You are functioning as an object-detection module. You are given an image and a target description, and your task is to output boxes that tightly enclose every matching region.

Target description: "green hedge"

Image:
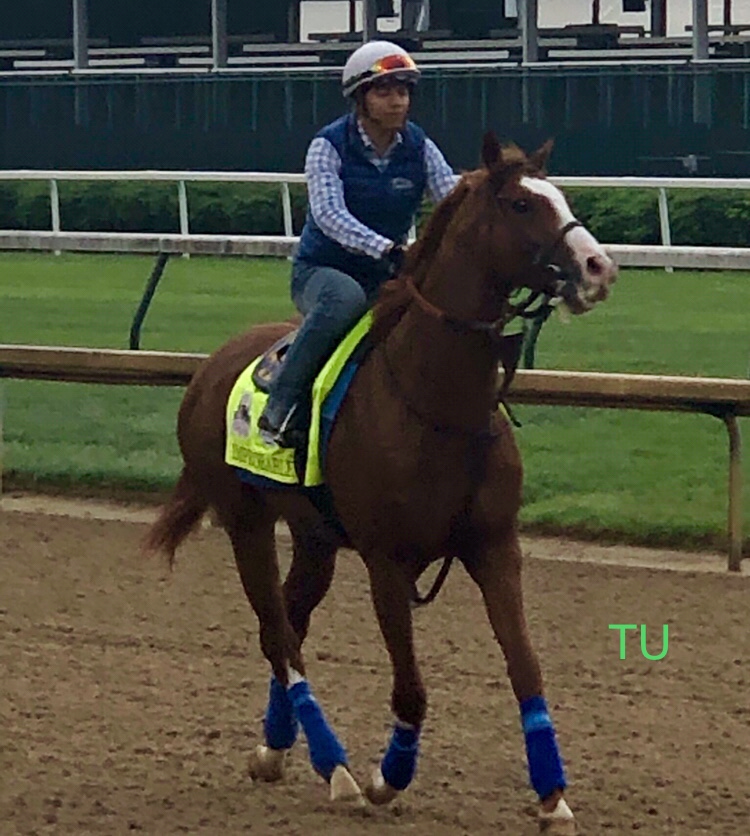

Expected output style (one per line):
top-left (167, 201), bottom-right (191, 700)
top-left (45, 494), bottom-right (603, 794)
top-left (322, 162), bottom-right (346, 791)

top-left (1, 180), bottom-right (749, 246)
top-left (565, 188), bottom-right (750, 247)
top-left (0, 180), bottom-right (309, 236)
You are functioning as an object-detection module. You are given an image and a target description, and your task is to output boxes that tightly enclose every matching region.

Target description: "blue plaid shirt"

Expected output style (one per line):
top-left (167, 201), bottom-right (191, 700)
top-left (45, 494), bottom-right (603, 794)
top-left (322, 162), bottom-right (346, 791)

top-left (305, 119), bottom-right (460, 259)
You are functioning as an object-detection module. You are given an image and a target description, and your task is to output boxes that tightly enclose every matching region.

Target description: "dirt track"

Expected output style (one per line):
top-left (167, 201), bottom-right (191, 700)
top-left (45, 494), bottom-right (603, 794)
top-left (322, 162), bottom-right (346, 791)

top-left (1, 500), bottom-right (749, 834)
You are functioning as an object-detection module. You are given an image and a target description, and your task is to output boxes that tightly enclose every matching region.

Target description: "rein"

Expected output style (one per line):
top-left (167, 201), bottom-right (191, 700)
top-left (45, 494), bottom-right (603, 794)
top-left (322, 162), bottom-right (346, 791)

top-left (404, 275), bottom-right (540, 346)
top-left (391, 220), bottom-right (586, 608)
top-left (410, 556), bottom-right (454, 607)
top-left (403, 219), bottom-right (583, 342)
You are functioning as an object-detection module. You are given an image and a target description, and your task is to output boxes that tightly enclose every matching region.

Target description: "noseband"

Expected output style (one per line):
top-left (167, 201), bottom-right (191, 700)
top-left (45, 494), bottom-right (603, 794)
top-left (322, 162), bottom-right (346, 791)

top-left (532, 219), bottom-right (583, 268)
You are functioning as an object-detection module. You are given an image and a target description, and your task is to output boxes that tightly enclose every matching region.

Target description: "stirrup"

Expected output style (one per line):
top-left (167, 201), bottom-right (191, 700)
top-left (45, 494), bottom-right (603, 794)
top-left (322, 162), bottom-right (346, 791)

top-left (258, 404), bottom-right (301, 449)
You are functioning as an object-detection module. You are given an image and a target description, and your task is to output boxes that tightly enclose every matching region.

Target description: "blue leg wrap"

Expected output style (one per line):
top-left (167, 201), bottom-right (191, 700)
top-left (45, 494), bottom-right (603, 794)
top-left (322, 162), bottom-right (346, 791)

top-left (520, 696), bottom-right (567, 800)
top-left (288, 680), bottom-right (347, 781)
top-left (381, 722), bottom-right (420, 791)
top-left (263, 676), bottom-right (298, 751)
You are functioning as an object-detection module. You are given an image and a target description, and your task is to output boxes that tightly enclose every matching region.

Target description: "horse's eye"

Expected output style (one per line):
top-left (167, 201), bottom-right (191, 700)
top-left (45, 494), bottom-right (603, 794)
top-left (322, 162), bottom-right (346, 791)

top-left (511, 199), bottom-right (531, 214)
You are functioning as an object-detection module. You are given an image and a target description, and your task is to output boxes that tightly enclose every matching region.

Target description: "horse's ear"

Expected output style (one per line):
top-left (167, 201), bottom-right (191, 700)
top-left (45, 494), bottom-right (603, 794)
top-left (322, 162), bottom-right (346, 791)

top-left (529, 139), bottom-right (554, 174)
top-left (481, 131), bottom-right (502, 169)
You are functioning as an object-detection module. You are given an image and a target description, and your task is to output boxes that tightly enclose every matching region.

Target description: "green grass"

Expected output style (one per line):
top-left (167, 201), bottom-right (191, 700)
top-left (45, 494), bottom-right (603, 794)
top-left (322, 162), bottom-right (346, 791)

top-left (0, 253), bottom-right (297, 493)
top-left (1, 252), bottom-right (748, 552)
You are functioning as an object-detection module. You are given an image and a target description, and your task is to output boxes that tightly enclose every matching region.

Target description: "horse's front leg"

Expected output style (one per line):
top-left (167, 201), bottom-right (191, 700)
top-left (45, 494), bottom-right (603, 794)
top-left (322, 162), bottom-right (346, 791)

top-left (462, 526), bottom-right (576, 835)
top-left (363, 555), bottom-right (425, 805)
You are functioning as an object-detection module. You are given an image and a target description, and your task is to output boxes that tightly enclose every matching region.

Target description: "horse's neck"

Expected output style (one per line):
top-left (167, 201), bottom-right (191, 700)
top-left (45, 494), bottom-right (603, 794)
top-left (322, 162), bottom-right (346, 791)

top-left (381, 256), bottom-right (505, 431)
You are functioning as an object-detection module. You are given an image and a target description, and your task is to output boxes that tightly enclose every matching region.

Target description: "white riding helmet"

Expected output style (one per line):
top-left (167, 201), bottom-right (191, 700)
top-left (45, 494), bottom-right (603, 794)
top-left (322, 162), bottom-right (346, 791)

top-left (341, 40), bottom-right (420, 98)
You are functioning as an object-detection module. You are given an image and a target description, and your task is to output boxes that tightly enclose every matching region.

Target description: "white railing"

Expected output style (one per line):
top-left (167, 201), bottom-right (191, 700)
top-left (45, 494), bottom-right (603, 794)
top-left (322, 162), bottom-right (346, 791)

top-left (0, 169), bottom-right (306, 243)
top-left (2, 170), bottom-right (750, 269)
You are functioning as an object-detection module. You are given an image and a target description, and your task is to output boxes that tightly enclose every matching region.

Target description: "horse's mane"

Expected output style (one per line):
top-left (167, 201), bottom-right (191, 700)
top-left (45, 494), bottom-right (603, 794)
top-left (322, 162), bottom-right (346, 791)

top-left (369, 142), bottom-right (544, 344)
top-left (370, 175), bottom-right (474, 343)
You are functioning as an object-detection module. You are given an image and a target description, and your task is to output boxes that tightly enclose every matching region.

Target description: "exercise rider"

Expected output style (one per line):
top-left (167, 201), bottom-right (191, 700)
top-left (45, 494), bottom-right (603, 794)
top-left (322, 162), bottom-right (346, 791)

top-left (257, 40), bottom-right (460, 447)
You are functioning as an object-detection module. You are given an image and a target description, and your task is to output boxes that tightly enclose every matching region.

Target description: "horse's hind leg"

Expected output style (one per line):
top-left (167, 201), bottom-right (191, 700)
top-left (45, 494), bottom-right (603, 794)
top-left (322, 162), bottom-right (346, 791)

top-left (461, 526), bottom-right (576, 835)
top-left (228, 504), bottom-right (360, 803)
top-left (362, 554), bottom-right (426, 806)
top-left (252, 522), bottom-right (338, 783)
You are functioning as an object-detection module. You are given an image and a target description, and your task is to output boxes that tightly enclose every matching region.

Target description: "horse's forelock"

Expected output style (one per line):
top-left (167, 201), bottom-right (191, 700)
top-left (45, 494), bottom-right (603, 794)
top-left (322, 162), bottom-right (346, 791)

top-left (488, 147), bottom-right (547, 192)
top-left (498, 143), bottom-right (527, 168)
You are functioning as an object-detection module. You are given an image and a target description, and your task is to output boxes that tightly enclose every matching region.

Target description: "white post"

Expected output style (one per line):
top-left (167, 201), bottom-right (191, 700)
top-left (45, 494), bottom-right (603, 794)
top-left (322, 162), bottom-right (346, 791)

top-left (281, 182), bottom-right (293, 238)
top-left (178, 180), bottom-right (190, 259)
top-left (657, 187), bottom-right (673, 273)
top-left (281, 182), bottom-right (294, 260)
top-left (50, 179), bottom-right (61, 256)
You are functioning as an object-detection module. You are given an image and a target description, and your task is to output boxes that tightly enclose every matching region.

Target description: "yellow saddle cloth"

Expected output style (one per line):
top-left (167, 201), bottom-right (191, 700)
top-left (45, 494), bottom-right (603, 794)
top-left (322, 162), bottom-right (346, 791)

top-left (225, 311), bottom-right (373, 487)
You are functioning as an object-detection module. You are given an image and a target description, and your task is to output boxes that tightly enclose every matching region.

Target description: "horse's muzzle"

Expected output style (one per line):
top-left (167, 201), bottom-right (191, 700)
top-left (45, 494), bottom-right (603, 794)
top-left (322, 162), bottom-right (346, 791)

top-left (554, 258), bottom-right (617, 314)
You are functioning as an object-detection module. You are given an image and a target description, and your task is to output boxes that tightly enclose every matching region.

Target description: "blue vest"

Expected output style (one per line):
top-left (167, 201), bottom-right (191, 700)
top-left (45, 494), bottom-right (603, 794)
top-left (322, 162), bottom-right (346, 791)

top-left (296, 113), bottom-right (427, 295)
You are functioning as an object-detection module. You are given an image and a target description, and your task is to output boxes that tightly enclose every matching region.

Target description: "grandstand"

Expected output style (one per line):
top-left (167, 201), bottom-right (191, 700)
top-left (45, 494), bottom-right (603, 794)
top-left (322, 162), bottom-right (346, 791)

top-left (1, 2), bottom-right (750, 175)
top-left (0, 1), bottom-right (747, 72)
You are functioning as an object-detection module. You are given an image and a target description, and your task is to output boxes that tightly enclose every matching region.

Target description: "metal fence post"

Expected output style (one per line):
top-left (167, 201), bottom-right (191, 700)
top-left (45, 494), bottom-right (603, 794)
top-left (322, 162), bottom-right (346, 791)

top-left (178, 180), bottom-right (190, 259)
top-left (657, 187), bottom-right (673, 273)
top-left (0, 381), bottom-right (4, 501)
top-left (50, 179), bottom-right (61, 256)
top-left (724, 412), bottom-right (744, 572)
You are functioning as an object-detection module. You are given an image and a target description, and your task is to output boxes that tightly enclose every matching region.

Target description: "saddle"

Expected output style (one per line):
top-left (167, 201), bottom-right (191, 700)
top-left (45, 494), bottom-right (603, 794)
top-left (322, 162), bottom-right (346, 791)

top-left (252, 330), bottom-right (300, 394)
top-left (225, 311), bottom-right (374, 488)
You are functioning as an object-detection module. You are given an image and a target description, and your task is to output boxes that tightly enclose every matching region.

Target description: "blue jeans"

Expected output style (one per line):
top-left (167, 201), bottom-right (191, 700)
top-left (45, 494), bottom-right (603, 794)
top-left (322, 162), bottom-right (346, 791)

top-left (261, 260), bottom-right (373, 426)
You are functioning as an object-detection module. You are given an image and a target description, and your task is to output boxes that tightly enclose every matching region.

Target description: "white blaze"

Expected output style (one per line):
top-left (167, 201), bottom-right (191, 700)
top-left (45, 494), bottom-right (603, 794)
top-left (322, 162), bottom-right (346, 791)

top-left (520, 175), bottom-right (609, 272)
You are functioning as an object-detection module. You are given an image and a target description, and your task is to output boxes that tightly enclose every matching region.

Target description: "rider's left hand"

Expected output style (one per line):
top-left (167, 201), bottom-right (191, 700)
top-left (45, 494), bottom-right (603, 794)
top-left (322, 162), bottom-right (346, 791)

top-left (384, 243), bottom-right (407, 276)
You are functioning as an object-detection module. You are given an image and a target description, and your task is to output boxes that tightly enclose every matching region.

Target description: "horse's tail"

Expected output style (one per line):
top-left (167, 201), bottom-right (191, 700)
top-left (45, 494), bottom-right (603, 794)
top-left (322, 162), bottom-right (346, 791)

top-left (142, 468), bottom-right (207, 568)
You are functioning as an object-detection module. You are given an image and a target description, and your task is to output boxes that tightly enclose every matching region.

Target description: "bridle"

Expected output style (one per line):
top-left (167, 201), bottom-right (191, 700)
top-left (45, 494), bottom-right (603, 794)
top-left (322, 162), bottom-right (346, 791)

top-left (532, 219), bottom-right (584, 268)
top-left (403, 218), bottom-right (585, 346)
top-left (381, 216), bottom-right (587, 438)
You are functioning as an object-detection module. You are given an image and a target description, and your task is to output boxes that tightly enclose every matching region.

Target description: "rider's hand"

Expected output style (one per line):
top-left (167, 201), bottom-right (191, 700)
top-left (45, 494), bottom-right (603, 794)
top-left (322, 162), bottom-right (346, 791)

top-left (384, 243), bottom-right (407, 276)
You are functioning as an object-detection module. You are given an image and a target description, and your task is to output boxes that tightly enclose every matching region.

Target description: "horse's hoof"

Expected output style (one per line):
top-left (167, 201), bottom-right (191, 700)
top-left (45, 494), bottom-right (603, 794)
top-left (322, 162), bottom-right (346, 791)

top-left (248, 745), bottom-right (286, 782)
top-left (329, 765), bottom-right (364, 805)
top-left (538, 797), bottom-right (576, 834)
top-left (365, 766), bottom-right (399, 806)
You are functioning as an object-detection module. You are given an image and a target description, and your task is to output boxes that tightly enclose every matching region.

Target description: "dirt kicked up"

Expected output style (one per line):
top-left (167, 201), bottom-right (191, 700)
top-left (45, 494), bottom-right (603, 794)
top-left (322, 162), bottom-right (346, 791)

top-left (1, 500), bottom-right (749, 834)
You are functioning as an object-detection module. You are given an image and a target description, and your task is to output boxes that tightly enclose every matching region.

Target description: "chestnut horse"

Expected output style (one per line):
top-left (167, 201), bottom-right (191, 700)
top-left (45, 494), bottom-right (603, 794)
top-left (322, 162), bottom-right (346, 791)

top-left (144, 133), bottom-right (617, 834)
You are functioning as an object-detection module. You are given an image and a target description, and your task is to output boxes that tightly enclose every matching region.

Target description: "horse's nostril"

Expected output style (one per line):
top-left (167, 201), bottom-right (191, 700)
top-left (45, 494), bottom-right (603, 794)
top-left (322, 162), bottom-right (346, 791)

top-left (587, 255), bottom-right (603, 276)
